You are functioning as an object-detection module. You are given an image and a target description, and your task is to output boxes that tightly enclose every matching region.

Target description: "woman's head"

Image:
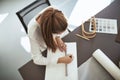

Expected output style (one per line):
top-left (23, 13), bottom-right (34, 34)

top-left (39, 7), bottom-right (68, 52)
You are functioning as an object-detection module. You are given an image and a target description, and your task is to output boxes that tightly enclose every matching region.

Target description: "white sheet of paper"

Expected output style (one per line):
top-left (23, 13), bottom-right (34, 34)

top-left (45, 49), bottom-right (66, 80)
top-left (45, 42), bottom-right (78, 80)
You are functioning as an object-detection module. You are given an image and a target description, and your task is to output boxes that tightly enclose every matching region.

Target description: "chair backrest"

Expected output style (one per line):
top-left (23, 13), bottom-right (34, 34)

top-left (16, 0), bottom-right (51, 33)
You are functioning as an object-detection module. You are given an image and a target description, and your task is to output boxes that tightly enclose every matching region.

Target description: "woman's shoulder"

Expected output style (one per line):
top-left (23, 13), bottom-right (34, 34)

top-left (28, 17), bottom-right (37, 29)
top-left (28, 17), bottom-right (39, 37)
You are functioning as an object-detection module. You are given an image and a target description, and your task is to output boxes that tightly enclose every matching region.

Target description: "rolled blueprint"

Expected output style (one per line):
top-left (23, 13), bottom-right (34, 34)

top-left (92, 49), bottom-right (120, 80)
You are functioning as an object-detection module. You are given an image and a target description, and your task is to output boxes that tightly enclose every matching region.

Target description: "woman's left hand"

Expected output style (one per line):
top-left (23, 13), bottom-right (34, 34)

top-left (55, 36), bottom-right (66, 52)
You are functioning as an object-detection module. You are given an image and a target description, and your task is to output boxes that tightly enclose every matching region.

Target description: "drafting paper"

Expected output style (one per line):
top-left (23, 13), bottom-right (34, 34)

top-left (45, 49), bottom-right (66, 80)
top-left (45, 42), bottom-right (78, 80)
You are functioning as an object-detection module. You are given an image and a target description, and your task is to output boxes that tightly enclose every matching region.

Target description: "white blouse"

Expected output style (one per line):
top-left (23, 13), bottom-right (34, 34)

top-left (28, 17), bottom-right (59, 65)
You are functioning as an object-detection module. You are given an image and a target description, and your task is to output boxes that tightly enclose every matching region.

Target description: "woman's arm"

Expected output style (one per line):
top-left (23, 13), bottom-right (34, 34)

top-left (29, 37), bottom-right (73, 65)
top-left (55, 36), bottom-right (66, 52)
top-left (29, 37), bottom-right (59, 65)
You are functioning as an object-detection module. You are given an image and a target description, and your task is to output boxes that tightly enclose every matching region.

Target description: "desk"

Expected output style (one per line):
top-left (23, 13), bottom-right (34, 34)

top-left (19, 0), bottom-right (120, 80)
top-left (63, 0), bottom-right (120, 67)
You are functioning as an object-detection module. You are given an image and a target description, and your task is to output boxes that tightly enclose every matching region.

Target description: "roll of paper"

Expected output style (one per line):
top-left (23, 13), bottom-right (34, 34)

top-left (92, 49), bottom-right (120, 80)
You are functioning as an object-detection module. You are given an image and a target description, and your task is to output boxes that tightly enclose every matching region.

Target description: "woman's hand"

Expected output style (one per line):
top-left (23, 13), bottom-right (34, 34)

top-left (57, 54), bottom-right (73, 64)
top-left (55, 36), bottom-right (66, 52)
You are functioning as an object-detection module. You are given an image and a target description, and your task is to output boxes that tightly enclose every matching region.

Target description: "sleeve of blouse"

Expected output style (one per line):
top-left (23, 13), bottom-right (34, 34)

top-left (59, 29), bottom-right (69, 38)
top-left (29, 37), bottom-right (59, 65)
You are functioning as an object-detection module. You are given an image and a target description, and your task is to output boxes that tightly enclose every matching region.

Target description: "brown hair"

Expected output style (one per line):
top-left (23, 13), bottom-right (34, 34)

top-left (39, 7), bottom-right (68, 52)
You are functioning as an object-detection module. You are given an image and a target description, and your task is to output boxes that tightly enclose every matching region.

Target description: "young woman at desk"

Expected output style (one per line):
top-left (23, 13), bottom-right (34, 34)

top-left (28, 6), bottom-right (73, 65)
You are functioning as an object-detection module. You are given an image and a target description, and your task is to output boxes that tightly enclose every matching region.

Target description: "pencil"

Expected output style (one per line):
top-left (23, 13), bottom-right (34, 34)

top-left (75, 34), bottom-right (90, 40)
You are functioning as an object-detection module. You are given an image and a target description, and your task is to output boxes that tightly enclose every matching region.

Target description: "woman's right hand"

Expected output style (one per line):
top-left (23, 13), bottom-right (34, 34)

top-left (57, 54), bottom-right (73, 64)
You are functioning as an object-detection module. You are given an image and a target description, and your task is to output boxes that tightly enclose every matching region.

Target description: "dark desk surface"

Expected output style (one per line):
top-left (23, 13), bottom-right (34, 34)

top-left (19, 0), bottom-right (120, 80)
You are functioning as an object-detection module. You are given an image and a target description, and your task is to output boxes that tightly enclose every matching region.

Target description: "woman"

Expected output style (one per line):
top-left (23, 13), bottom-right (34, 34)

top-left (28, 6), bottom-right (73, 65)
